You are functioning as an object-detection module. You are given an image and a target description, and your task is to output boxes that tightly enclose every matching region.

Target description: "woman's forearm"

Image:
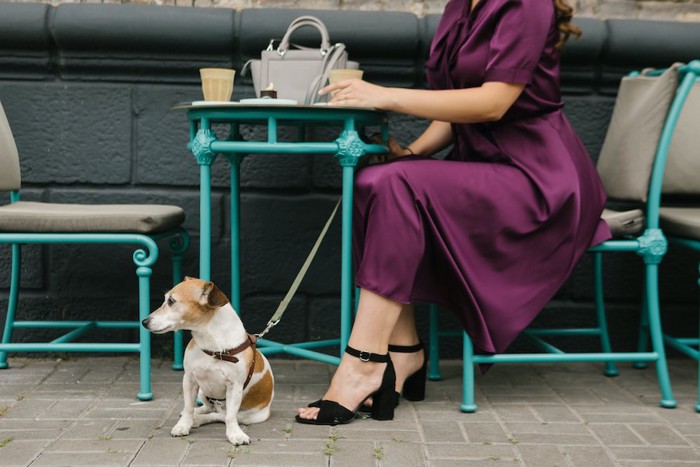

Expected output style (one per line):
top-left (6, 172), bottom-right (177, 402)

top-left (407, 121), bottom-right (453, 157)
top-left (383, 83), bottom-right (525, 124)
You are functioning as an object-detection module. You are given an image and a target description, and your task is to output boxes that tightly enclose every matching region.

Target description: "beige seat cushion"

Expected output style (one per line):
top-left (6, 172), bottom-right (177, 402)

top-left (0, 201), bottom-right (185, 234)
top-left (662, 82), bottom-right (700, 195)
top-left (602, 208), bottom-right (645, 237)
top-left (596, 64), bottom-right (680, 203)
top-left (659, 207), bottom-right (700, 240)
top-left (0, 102), bottom-right (21, 192)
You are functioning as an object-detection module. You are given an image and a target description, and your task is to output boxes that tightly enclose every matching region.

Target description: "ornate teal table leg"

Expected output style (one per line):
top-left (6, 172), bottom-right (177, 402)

top-left (0, 243), bottom-right (20, 369)
top-left (169, 230), bottom-right (190, 371)
top-left (639, 229), bottom-right (676, 408)
top-left (335, 128), bottom-right (364, 355)
top-left (229, 156), bottom-right (242, 312)
top-left (428, 304), bottom-right (442, 381)
top-left (462, 331), bottom-right (478, 412)
top-left (227, 123), bottom-right (244, 311)
top-left (191, 124), bottom-right (218, 281)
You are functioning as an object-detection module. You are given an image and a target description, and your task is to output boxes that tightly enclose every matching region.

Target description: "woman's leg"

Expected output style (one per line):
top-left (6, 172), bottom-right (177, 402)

top-left (297, 288), bottom-right (403, 420)
top-left (390, 304), bottom-right (425, 393)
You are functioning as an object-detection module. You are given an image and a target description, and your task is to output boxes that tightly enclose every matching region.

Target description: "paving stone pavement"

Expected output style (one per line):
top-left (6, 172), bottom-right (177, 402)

top-left (1, 356), bottom-right (700, 466)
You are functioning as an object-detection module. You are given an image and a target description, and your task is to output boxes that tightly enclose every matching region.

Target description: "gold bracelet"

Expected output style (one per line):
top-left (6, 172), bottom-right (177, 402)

top-left (405, 147), bottom-right (415, 156)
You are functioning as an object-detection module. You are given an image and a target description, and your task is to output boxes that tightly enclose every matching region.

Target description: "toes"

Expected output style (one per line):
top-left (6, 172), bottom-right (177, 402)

top-left (296, 407), bottom-right (320, 420)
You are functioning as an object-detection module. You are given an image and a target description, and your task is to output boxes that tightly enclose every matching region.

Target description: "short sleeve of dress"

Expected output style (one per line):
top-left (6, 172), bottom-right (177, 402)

top-left (483, 0), bottom-right (553, 84)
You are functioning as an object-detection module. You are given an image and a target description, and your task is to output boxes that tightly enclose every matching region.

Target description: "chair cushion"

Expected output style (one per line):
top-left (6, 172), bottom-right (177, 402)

top-left (596, 64), bottom-right (680, 203)
top-left (0, 102), bottom-right (21, 192)
top-left (0, 201), bottom-right (185, 234)
top-left (602, 208), bottom-right (645, 237)
top-left (662, 82), bottom-right (700, 195)
top-left (659, 207), bottom-right (700, 240)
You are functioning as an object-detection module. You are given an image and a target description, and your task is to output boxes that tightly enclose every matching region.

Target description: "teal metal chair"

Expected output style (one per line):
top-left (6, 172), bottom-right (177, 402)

top-left (428, 62), bottom-right (700, 412)
top-left (0, 101), bottom-right (190, 400)
top-left (632, 61), bottom-right (700, 411)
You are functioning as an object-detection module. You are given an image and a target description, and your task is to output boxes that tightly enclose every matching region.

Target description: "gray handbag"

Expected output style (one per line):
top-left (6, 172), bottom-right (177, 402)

top-left (244, 16), bottom-right (350, 104)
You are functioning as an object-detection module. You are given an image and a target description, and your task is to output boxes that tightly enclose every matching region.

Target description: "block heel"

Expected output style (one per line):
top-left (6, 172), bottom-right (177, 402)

top-left (389, 341), bottom-right (427, 402)
top-left (370, 361), bottom-right (397, 421)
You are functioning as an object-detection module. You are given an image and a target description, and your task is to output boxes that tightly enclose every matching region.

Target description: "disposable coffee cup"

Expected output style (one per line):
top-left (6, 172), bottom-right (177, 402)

top-left (199, 68), bottom-right (236, 101)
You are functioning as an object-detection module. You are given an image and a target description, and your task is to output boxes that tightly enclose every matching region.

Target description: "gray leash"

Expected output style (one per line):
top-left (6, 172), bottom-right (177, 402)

top-left (256, 198), bottom-right (342, 339)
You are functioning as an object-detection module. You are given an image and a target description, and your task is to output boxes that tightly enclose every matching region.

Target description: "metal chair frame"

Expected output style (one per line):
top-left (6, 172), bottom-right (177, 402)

top-left (636, 61), bottom-right (700, 411)
top-left (428, 61), bottom-right (700, 412)
top-left (0, 165), bottom-right (190, 402)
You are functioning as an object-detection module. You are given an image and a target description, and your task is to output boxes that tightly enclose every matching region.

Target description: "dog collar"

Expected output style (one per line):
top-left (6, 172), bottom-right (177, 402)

top-left (201, 333), bottom-right (258, 389)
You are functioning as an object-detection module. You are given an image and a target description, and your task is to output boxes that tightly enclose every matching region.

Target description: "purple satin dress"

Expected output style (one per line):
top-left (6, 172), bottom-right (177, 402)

top-left (352, 0), bottom-right (611, 355)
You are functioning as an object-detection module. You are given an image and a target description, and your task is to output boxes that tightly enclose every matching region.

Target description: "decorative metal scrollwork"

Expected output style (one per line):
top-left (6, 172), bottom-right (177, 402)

top-left (637, 228), bottom-right (667, 264)
top-left (191, 129), bottom-right (218, 165)
top-left (334, 130), bottom-right (366, 167)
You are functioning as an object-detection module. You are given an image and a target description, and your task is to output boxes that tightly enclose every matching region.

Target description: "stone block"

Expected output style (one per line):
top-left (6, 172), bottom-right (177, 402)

top-left (238, 194), bottom-right (342, 296)
top-left (0, 83), bottom-right (132, 185)
top-left (563, 95), bottom-right (615, 162)
top-left (127, 438), bottom-right (189, 466)
top-left (52, 4), bottom-right (236, 82)
top-left (0, 3), bottom-right (52, 80)
top-left (0, 243), bottom-right (44, 290)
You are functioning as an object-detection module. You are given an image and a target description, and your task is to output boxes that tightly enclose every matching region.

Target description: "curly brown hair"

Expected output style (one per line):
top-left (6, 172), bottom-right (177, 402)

top-left (554, 0), bottom-right (582, 49)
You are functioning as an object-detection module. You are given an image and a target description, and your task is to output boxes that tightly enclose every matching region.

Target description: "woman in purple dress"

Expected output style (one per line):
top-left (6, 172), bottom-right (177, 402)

top-left (296, 0), bottom-right (611, 425)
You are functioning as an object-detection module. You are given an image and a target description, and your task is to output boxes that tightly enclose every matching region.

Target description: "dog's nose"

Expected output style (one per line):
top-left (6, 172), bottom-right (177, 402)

top-left (141, 317), bottom-right (150, 329)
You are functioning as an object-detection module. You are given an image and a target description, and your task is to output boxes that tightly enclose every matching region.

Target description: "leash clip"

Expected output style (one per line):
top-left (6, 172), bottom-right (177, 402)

top-left (256, 319), bottom-right (280, 340)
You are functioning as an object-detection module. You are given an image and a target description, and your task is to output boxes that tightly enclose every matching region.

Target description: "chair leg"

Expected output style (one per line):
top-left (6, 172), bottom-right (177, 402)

top-left (0, 244), bottom-right (21, 369)
top-left (136, 264), bottom-right (153, 401)
top-left (696, 299), bottom-right (700, 412)
top-left (593, 253), bottom-right (619, 377)
top-left (428, 304), bottom-right (442, 381)
top-left (644, 263), bottom-right (676, 408)
top-left (461, 331), bottom-right (477, 413)
top-left (633, 291), bottom-right (650, 369)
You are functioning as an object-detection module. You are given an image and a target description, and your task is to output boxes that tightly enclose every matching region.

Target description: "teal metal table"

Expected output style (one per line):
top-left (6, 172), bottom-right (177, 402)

top-left (180, 102), bottom-right (388, 365)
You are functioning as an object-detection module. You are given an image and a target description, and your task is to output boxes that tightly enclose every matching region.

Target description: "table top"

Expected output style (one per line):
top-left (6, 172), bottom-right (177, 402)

top-left (174, 101), bottom-right (388, 126)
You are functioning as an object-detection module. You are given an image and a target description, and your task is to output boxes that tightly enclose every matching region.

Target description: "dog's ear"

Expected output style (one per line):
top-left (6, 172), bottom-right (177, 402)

top-left (200, 282), bottom-right (230, 308)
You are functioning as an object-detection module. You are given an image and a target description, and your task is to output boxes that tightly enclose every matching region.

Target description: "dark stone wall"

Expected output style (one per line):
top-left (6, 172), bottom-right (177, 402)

top-left (1, 3), bottom-right (699, 358)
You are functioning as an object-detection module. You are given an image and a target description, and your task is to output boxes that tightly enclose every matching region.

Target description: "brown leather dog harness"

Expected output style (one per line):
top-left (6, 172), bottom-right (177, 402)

top-left (201, 333), bottom-right (258, 390)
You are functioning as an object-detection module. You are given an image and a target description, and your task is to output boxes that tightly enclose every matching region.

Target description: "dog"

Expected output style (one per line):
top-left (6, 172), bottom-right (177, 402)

top-left (142, 277), bottom-right (274, 445)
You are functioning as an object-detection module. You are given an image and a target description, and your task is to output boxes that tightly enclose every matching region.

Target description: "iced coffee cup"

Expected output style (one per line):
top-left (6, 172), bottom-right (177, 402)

top-left (199, 68), bottom-right (236, 102)
top-left (328, 69), bottom-right (364, 85)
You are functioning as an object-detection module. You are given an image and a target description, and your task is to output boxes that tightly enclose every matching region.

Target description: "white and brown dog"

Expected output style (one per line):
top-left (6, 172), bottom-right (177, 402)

top-left (142, 277), bottom-right (274, 445)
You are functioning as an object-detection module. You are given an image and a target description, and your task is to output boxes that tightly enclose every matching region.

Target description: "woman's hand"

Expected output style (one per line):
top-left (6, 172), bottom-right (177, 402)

top-left (385, 136), bottom-right (413, 160)
top-left (319, 79), bottom-right (393, 109)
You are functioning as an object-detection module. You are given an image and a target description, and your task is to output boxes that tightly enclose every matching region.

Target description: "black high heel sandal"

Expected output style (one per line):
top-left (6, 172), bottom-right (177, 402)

top-left (295, 346), bottom-right (397, 426)
top-left (389, 341), bottom-right (427, 402)
top-left (358, 341), bottom-right (427, 413)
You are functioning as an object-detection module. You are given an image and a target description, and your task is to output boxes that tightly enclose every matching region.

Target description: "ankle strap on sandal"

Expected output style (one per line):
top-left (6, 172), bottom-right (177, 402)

top-left (345, 345), bottom-right (390, 362)
top-left (388, 341), bottom-right (423, 353)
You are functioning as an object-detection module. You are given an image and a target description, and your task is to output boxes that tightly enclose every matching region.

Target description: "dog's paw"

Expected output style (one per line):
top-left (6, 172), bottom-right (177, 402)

top-left (171, 423), bottom-right (191, 437)
top-left (226, 430), bottom-right (250, 446)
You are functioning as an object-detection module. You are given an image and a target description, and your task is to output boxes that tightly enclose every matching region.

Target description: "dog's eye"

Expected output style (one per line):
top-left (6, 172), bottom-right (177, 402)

top-left (167, 296), bottom-right (175, 306)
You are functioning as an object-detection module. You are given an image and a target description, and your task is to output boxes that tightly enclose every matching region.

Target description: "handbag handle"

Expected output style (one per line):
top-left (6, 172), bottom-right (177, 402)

top-left (304, 43), bottom-right (347, 104)
top-left (277, 16), bottom-right (332, 56)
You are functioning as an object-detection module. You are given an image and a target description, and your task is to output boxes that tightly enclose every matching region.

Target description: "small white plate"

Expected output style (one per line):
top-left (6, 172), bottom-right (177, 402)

top-left (239, 98), bottom-right (298, 105)
top-left (191, 101), bottom-right (239, 106)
